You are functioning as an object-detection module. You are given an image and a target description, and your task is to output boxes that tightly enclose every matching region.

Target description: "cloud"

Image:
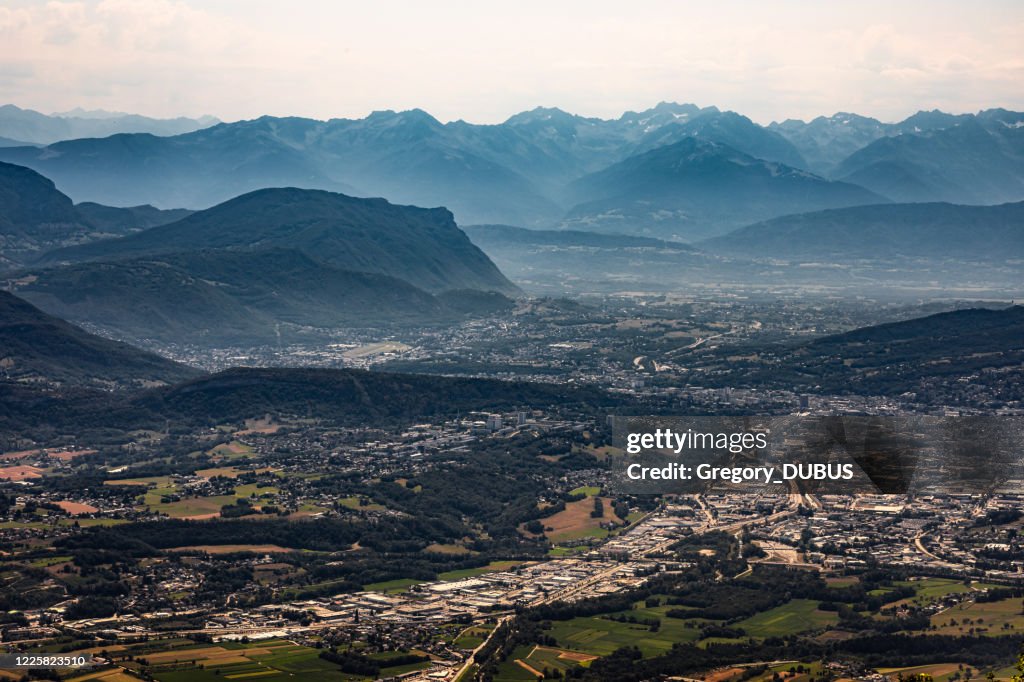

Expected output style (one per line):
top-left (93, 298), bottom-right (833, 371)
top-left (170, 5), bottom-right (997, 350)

top-left (0, 0), bottom-right (1021, 123)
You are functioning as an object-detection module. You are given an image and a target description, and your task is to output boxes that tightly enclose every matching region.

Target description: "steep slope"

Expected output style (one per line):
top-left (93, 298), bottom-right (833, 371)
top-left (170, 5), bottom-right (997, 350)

top-left (0, 290), bottom-right (198, 388)
top-left (0, 161), bottom-right (95, 269)
top-left (0, 160), bottom-right (80, 231)
top-left (0, 162), bottom-right (191, 268)
top-left (15, 249), bottom-right (513, 344)
top-left (702, 201), bottom-right (1024, 260)
top-left (833, 111), bottom-right (1024, 204)
top-left (41, 187), bottom-right (518, 296)
top-left (563, 138), bottom-right (886, 240)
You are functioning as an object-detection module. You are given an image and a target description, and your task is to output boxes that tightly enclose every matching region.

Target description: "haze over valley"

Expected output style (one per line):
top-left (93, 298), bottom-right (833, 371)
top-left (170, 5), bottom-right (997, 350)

top-left (1, 3), bottom-right (1024, 680)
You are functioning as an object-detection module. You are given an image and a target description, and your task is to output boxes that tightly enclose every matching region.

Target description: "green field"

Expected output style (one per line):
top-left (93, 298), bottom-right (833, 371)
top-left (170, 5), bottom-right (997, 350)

top-left (135, 640), bottom-right (368, 682)
top-left (547, 614), bottom-right (698, 658)
top-left (570, 486), bottom-right (601, 497)
top-left (548, 545), bottom-right (589, 557)
top-left (929, 596), bottom-right (1024, 636)
top-left (362, 577), bottom-right (425, 593)
top-left (233, 483), bottom-right (279, 499)
top-left (877, 662), bottom-right (978, 682)
top-left (338, 496), bottom-right (385, 511)
top-left (895, 578), bottom-right (1004, 604)
top-left (368, 649), bottom-right (432, 675)
top-left (547, 595), bottom-right (840, 660)
top-left (58, 517), bottom-right (128, 527)
top-left (150, 494), bottom-right (237, 518)
top-left (438, 560), bottom-right (522, 581)
top-left (493, 646), bottom-right (541, 682)
top-left (493, 644), bottom-right (591, 681)
top-left (454, 625), bottom-right (493, 650)
top-left (734, 599), bottom-right (838, 637)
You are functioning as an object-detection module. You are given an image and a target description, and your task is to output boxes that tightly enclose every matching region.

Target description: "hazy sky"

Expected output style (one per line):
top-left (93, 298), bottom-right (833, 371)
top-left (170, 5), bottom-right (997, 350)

top-left (2, 0), bottom-right (1023, 124)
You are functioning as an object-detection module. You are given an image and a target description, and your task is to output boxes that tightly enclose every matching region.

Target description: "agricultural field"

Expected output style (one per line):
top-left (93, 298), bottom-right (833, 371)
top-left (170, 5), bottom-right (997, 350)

top-left (547, 614), bottom-right (694, 658)
top-left (367, 649), bottom-right (432, 676)
top-left (362, 577), bottom-right (425, 593)
top-left (337, 496), bottom-right (385, 512)
top-left (424, 542), bottom-right (475, 555)
top-left (545, 593), bottom-right (843, 660)
top-left (547, 545), bottom-right (589, 557)
top-left (734, 599), bottom-right (839, 637)
top-left (876, 662), bottom-right (978, 682)
top-left (119, 639), bottom-right (365, 682)
top-left (438, 560), bottom-right (523, 581)
top-left (454, 624), bottom-right (495, 650)
top-left (747, 662), bottom-right (824, 682)
top-left (106, 473), bottom-right (281, 519)
top-left (929, 596), bottom-right (1024, 636)
top-left (207, 441), bottom-right (257, 461)
top-left (493, 644), bottom-right (595, 681)
top-left (528, 494), bottom-right (624, 545)
top-left (67, 671), bottom-right (142, 682)
top-left (165, 544), bottom-right (295, 554)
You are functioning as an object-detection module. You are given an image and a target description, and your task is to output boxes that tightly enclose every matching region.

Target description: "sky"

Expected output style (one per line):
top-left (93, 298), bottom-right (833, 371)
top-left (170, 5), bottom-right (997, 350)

top-left (1, 0), bottom-right (1023, 125)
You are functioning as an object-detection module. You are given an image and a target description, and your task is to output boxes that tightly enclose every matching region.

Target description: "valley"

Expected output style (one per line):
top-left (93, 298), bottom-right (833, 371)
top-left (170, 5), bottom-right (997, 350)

top-left (0, 94), bottom-right (1022, 682)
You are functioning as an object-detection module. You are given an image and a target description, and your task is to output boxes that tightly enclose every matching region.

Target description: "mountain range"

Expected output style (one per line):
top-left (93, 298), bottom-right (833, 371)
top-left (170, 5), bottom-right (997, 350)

top-left (768, 109), bottom-right (975, 175)
top-left (701, 201), bottom-right (1024, 260)
top-left (7, 184), bottom-right (517, 343)
top-left (0, 161), bottom-right (189, 268)
top-left (1, 103), bottom-right (1020, 239)
top-left (561, 137), bottom-right (885, 239)
top-left (831, 110), bottom-right (1024, 205)
top-left (0, 104), bottom-right (218, 145)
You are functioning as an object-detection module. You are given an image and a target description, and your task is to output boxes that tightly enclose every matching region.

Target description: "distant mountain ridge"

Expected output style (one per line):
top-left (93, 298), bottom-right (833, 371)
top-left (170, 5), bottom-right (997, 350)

top-left (562, 137), bottom-right (885, 239)
top-left (702, 201), bottom-right (1024, 260)
top-left (0, 104), bottom-right (218, 145)
top-left (2, 103), bottom-right (804, 224)
top-left (464, 224), bottom-right (694, 251)
top-left (463, 223), bottom-right (725, 296)
top-left (768, 109), bottom-right (975, 174)
top-left (0, 103), bottom-right (1020, 237)
top-left (833, 110), bottom-right (1024, 205)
